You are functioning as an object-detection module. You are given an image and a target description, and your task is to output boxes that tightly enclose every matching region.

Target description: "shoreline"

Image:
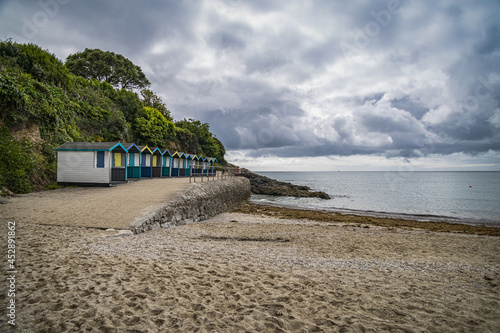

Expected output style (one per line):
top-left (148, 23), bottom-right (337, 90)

top-left (234, 201), bottom-right (500, 236)
top-left (250, 196), bottom-right (500, 227)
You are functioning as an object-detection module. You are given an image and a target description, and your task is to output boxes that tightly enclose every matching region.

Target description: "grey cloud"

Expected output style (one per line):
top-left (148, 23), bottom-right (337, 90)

top-left (1, 0), bottom-right (499, 166)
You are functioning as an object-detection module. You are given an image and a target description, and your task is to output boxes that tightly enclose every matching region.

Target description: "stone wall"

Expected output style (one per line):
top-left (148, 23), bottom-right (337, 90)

top-left (130, 177), bottom-right (251, 234)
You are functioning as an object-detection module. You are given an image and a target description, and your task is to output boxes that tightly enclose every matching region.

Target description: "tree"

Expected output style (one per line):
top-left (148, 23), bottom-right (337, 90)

top-left (140, 89), bottom-right (173, 121)
top-left (134, 107), bottom-right (176, 147)
top-left (175, 118), bottom-right (226, 161)
top-left (65, 48), bottom-right (150, 90)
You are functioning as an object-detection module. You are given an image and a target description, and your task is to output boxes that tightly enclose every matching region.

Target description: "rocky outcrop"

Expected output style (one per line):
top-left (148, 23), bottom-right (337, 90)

top-left (236, 167), bottom-right (331, 200)
top-left (130, 177), bottom-right (251, 234)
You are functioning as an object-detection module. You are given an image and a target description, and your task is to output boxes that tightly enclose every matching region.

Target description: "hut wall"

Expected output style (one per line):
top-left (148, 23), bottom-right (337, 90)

top-left (57, 151), bottom-right (110, 184)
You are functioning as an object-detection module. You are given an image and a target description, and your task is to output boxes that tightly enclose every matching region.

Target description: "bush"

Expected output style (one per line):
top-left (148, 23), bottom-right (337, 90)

top-left (0, 127), bottom-right (34, 193)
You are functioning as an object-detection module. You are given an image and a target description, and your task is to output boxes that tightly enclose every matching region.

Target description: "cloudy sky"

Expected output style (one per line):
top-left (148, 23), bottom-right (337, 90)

top-left (1, 0), bottom-right (499, 171)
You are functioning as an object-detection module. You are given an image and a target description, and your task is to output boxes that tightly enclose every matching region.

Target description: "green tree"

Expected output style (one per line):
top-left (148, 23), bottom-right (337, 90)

top-left (113, 89), bottom-right (143, 123)
top-left (175, 118), bottom-right (224, 158)
top-left (65, 48), bottom-right (150, 90)
top-left (134, 107), bottom-right (176, 147)
top-left (140, 89), bottom-right (173, 121)
top-left (0, 40), bottom-right (71, 88)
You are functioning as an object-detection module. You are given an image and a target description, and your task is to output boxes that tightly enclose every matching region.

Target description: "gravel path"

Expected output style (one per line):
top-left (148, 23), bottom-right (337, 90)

top-left (0, 178), bottom-right (193, 229)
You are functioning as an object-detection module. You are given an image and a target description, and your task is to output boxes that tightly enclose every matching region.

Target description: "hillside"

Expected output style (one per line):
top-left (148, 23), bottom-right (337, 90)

top-left (0, 40), bottom-right (226, 194)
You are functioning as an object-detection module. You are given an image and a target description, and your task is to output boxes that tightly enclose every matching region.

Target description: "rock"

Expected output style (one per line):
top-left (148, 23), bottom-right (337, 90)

top-left (233, 166), bottom-right (331, 200)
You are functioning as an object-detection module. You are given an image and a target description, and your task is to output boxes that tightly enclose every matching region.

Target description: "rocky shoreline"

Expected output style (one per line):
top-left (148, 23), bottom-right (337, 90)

top-left (234, 166), bottom-right (331, 199)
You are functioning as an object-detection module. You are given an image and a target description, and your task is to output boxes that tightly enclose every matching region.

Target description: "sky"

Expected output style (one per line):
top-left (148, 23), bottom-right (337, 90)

top-left (1, 0), bottom-right (499, 171)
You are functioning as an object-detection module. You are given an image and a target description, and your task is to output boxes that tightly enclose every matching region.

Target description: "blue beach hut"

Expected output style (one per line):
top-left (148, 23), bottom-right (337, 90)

top-left (56, 141), bottom-right (128, 185)
top-left (161, 149), bottom-right (172, 177)
top-left (122, 142), bottom-right (141, 179)
top-left (202, 156), bottom-right (210, 175)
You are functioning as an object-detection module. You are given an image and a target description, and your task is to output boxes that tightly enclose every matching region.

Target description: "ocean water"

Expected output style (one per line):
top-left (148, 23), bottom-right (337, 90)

top-left (252, 171), bottom-right (500, 226)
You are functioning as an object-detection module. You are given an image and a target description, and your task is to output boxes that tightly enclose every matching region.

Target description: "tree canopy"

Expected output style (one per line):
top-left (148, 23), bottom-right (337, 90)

top-left (134, 107), bottom-right (176, 148)
top-left (140, 89), bottom-right (173, 121)
top-left (65, 48), bottom-right (150, 90)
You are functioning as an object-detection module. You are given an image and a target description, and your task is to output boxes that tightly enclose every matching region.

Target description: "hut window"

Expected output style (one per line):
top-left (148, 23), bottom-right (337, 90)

top-left (152, 155), bottom-right (157, 167)
top-left (96, 151), bottom-right (105, 168)
top-left (129, 153), bottom-right (135, 167)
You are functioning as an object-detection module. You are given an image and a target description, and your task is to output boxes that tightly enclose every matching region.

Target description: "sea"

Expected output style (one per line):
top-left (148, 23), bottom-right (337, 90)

top-left (251, 171), bottom-right (500, 227)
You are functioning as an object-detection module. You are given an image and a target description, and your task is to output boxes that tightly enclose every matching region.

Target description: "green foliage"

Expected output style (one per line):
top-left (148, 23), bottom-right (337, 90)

top-left (135, 107), bottom-right (176, 147)
top-left (140, 89), bottom-right (173, 121)
top-left (175, 118), bottom-right (225, 162)
top-left (0, 127), bottom-right (34, 193)
top-left (65, 48), bottom-right (150, 90)
top-left (0, 39), bottom-right (71, 88)
top-left (114, 89), bottom-right (143, 123)
top-left (174, 127), bottom-right (200, 154)
top-left (0, 40), bottom-right (226, 193)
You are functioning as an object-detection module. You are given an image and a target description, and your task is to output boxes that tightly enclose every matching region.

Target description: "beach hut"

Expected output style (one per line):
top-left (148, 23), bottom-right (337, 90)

top-left (185, 154), bottom-right (194, 177)
top-left (56, 142), bottom-right (128, 185)
top-left (161, 149), bottom-right (172, 177)
top-left (171, 152), bottom-right (181, 177)
top-left (137, 145), bottom-right (153, 178)
top-left (122, 143), bottom-right (141, 179)
top-left (202, 156), bottom-right (210, 175)
top-left (151, 147), bottom-right (163, 177)
top-left (196, 155), bottom-right (204, 175)
top-left (209, 157), bottom-right (218, 176)
top-left (191, 155), bottom-right (199, 176)
top-left (179, 152), bottom-right (187, 177)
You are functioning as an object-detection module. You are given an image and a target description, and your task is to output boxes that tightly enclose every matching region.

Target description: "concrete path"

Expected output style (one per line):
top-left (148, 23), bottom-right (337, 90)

top-left (0, 178), bottom-right (194, 229)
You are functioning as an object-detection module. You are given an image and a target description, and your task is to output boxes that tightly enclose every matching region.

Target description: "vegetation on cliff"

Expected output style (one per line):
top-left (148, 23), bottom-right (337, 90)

top-left (0, 40), bottom-right (226, 194)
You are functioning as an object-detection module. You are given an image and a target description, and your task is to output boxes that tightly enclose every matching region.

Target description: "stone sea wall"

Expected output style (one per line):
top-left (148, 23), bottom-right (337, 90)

top-left (130, 177), bottom-right (251, 234)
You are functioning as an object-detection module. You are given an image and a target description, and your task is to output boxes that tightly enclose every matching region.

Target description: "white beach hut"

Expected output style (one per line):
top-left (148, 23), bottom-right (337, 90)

top-left (56, 142), bottom-right (128, 186)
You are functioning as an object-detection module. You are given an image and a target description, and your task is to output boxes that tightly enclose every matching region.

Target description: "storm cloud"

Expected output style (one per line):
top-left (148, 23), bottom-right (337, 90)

top-left (1, 0), bottom-right (499, 169)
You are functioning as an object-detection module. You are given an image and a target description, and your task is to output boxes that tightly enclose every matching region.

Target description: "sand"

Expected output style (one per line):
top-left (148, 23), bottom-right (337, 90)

top-left (0, 178), bottom-right (193, 229)
top-left (1, 203), bottom-right (500, 332)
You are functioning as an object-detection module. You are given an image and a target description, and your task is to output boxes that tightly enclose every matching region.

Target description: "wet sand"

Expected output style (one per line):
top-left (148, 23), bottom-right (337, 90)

top-left (1, 202), bottom-right (499, 332)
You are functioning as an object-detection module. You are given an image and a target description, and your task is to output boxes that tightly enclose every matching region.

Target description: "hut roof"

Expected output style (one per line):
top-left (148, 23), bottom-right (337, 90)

top-left (172, 151), bottom-right (186, 158)
top-left (151, 147), bottom-right (162, 155)
top-left (55, 142), bottom-right (127, 152)
top-left (121, 142), bottom-right (141, 153)
top-left (162, 149), bottom-right (172, 156)
top-left (137, 145), bottom-right (153, 154)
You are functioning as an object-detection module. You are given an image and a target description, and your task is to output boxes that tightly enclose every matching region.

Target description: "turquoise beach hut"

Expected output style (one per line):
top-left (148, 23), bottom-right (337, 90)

top-left (56, 141), bottom-right (128, 185)
top-left (179, 152), bottom-right (187, 177)
top-left (122, 142), bottom-right (141, 179)
top-left (185, 154), bottom-right (194, 177)
top-left (161, 149), bottom-right (172, 177)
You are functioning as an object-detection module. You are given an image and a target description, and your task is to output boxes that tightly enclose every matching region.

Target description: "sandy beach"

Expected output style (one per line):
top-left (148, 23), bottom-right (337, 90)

top-left (1, 200), bottom-right (499, 332)
top-left (0, 178), bottom-right (193, 229)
